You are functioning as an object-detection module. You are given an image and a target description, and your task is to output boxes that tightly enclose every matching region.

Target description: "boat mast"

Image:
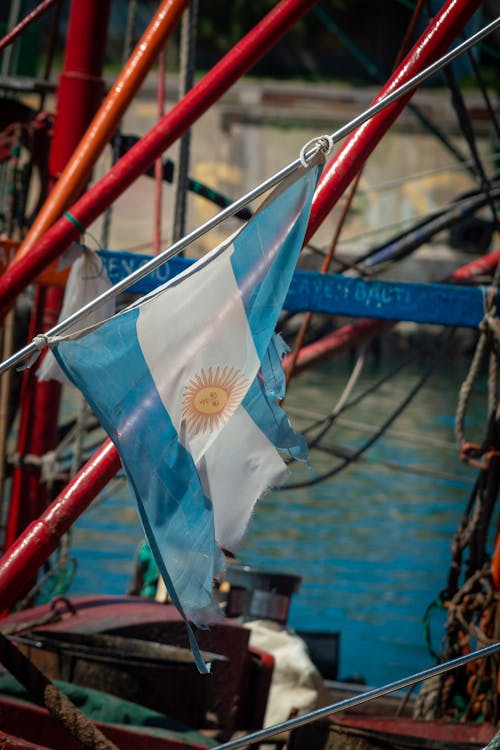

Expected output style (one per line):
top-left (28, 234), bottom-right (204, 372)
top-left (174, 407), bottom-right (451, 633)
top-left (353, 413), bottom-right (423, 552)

top-left (3, 0), bottom-right (111, 555)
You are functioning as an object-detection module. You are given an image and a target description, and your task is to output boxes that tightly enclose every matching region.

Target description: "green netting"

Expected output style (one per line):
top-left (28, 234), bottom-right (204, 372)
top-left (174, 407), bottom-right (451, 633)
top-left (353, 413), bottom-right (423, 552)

top-left (0, 672), bottom-right (216, 746)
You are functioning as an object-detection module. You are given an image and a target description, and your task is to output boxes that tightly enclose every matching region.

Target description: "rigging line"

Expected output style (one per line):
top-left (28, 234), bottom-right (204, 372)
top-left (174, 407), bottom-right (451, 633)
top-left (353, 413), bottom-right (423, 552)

top-left (117, 142), bottom-right (497, 254)
top-left (0, 0), bottom-right (60, 56)
top-left (288, 404), bottom-right (461, 452)
top-left (171, 0), bottom-right (199, 244)
top-left (323, 416), bottom-right (459, 451)
top-left (287, 404), bottom-right (459, 450)
top-left (421, 1), bottom-right (499, 216)
top-left (284, 330), bottom-right (453, 488)
top-left (284, 346), bottom-right (368, 458)
top-left (332, 176), bottom-right (500, 249)
top-left (102, 0), bottom-right (137, 248)
top-left (440, 62), bottom-right (499, 231)
top-left (1, 17), bottom-right (499, 376)
top-left (466, 49), bottom-right (500, 141)
top-left (283, 0), bottom-right (424, 384)
top-left (154, 47), bottom-right (167, 255)
top-left (299, 352), bottom-right (418, 442)
top-left (327, 345), bottom-right (367, 418)
top-left (211, 642), bottom-right (500, 750)
top-left (38, 0), bottom-right (62, 113)
top-left (313, 3), bottom-right (470, 172)
top-left (440, 7), bottom-right (500, 142)
top-left (285, 172), bottom-right (365, 384)
top-left (311, 441), bottom-right (471, 485)
top-left (356, 183), bottom-right (500, 269)
top-left (356, 152), bottom-right (500, 197)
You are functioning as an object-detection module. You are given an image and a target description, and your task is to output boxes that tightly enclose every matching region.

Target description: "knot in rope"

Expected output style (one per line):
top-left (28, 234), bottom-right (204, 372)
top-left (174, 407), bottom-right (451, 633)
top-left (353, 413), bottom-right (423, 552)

top-left (299, 134), bottom-right (334, 168)
top-left (17, 334), bottom-right (50, 371)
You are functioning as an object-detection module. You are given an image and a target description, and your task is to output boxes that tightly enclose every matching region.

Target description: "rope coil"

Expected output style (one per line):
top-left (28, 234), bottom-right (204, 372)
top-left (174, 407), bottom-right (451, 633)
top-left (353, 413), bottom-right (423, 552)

top-left (455, 284), bottom-right (500, 454)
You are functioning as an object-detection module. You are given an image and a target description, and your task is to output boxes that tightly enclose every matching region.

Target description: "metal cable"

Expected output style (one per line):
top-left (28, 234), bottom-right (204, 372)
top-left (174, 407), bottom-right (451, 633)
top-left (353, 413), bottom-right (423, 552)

top-left (284, 330), bottom-right (454, 489)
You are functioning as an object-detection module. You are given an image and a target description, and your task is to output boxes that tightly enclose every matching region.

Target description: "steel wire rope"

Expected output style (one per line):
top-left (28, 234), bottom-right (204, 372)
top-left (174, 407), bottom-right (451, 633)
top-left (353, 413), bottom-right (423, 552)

top-left (416, 0), bottom-right (499, 246)
top-left (287, 404), bottom-right (462, 452)
top-left (328, 180), bottom-right (498, 251)
top-left (354, 152), bottom-right (500, 198)
top-left (171, 0), bottom-right (199, 244)
top-left (297, 351), bottom-right (418, 446)
top-left (465, 47), bottom-right (500, 141)
top-left (303, 174), bottom-right (499, 280)
top-left (312, 2), bottom-right (471, 172)
top-left (310, 440), bottom-right (471, 484)
top-left (282, 329), bottom-right (454, 489)
top-left (353, 178), bottom-right (500, 268)
top-left (348, 21), bottom-right (500, 271)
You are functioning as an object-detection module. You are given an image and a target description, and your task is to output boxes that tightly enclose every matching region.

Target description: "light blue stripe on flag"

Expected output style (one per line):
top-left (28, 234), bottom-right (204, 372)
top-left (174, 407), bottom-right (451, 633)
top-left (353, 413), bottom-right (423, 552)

top-left (52, 164), bottom-right (321, 673)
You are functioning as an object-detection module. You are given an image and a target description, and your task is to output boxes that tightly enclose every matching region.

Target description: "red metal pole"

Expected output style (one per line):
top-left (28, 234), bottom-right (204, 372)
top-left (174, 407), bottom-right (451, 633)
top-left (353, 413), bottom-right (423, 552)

top-left (304, 0), bottom-right (482, 243)
top-left (0, 442), bottom-right (119, 612)
top-left (0, 0), bottom-right (321, 319)
top-left (0, 0), bottom-right (483, 321)
top-left (15, 0), bottom-right (189, 265)
top-left (4, 0), bottom-right (111, 552)
top-left (0, 0), bottom-right (60, 54)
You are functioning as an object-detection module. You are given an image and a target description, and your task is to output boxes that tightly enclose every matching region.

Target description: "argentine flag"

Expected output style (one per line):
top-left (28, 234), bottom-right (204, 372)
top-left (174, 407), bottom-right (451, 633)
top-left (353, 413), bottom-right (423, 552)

top-left (52, 164), bottom-right (320, 671)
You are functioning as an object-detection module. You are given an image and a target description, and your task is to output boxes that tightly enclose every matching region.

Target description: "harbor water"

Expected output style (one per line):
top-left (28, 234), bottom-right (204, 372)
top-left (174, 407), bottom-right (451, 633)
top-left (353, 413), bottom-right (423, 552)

top-left (68, 345), bottom-right (488, 688)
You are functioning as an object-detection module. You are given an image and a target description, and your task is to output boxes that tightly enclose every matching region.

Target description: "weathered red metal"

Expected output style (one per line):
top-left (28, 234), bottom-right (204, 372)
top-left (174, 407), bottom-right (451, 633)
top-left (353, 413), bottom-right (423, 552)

top-left (15, 0), bottom-right (190, 265)
top-left (0, 441), bottom-right (119, 611)
top-left (0, 0), bottom-right (60, 54)
top-left (0, 0), bottom-right (324, 320)
top-left (4, 287), bottom-right (63, 551)
top-left (304, 0), bottom-right (483, 243)
top-left (3, 0), bottom-right (111, 553)
top-left (288, 713), bottom-right (496, 749)
top-left (0, 0), bottom-right (484, 321)
top-left (0, 730), bottom-right (54, 750)
top-left (2, 246), bottom-right (498, 614)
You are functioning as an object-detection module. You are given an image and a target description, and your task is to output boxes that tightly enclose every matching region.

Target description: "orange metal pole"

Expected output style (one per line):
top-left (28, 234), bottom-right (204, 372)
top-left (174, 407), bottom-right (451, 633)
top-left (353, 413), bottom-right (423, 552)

top-left (14, 0), bottom-right (189, 265)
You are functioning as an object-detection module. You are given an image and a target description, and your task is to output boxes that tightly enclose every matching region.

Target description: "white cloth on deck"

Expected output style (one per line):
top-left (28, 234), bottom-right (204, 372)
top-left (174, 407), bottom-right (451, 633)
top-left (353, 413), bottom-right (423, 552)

top-left (244, 619), bottom-right (331, 728)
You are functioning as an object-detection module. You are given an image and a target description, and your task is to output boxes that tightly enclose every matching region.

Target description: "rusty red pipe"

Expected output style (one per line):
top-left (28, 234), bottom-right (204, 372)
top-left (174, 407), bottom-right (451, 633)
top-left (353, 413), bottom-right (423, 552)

top-left (0, 442), bottom-right (120, 612)
top-left (16, 0), bottom-right (190, 265)
top-left (0, 0), bottom-right (60, 54)
top-left (0, 0), bottom-right (483, 320)
top-left (3, 0), bottom-right (112, 554)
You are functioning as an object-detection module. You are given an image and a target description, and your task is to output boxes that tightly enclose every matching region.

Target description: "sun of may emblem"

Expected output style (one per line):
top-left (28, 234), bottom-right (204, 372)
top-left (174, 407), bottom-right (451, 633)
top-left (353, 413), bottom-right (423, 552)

top-left (182, 366), bottom-right (249, 435)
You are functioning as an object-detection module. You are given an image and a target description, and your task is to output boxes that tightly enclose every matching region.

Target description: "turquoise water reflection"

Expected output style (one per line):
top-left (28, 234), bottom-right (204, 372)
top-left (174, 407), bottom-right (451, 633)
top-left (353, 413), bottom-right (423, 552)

top-left (70, 352), bottom-right (486, 687)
